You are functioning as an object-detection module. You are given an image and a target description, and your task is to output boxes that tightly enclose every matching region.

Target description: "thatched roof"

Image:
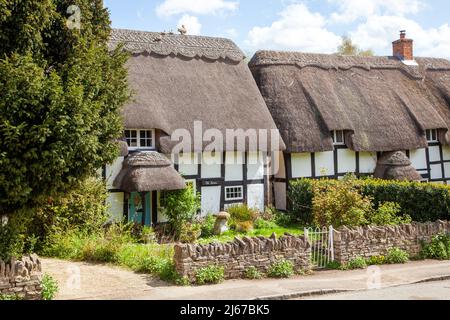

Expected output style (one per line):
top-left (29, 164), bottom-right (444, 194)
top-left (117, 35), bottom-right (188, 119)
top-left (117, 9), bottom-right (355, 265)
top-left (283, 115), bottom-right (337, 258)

top-left (249, 51), bottom-right (450, 153)
top-left (374, 151), bottom-right (422, 181)
top-left (113, 152), bottom-right (186, 192)
top-left (110, 29), bottom-right (285, 152)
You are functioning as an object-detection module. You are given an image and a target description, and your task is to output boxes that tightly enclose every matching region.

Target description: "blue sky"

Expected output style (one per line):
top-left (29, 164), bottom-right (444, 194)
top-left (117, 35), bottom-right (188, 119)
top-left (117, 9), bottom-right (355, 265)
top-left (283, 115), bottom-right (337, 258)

top-left (104, 0), bottom-right (450, 58)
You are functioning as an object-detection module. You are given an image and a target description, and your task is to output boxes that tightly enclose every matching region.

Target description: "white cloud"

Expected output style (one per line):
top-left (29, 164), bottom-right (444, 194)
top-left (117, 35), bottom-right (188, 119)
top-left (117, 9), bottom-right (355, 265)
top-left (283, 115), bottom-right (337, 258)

top-left (329, 0), bottom-right (425, 24)
top-left (177, 14), bottom-right (202, 35)
top-left (225, 28), bottom-right (238, 38)
top-left (350, 15), bottom-right (450, 58)
top-left (156, 0), bottom-right (238, 17)
top-left (246, 3), bottom-right (341, 53)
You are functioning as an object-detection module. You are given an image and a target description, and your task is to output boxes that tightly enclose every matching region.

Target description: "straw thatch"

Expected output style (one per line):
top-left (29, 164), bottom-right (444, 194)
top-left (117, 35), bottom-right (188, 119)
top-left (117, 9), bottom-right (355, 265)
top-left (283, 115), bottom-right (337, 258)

top-left (113, 152), bottom-right (186, 192)
top-left (374, 151), bottom-right (422, 181)
top-left (117, 139), bottom-right (129, 157)
top-left (249, 51), bottom-right (450, 153)
top-left (110, 29), bottom-right (285, 153)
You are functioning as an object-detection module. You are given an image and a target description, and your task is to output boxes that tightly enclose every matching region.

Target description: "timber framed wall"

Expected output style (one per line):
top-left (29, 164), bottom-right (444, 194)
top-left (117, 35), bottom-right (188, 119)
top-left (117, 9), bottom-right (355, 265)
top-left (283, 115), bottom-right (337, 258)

top-left (104, 151), bottom-right (268, 223)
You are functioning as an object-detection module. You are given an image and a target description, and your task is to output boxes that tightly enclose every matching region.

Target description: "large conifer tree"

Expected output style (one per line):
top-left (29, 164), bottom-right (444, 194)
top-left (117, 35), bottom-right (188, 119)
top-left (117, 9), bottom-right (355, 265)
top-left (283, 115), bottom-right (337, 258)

top-left (0, 0), bottom-right (129, 215)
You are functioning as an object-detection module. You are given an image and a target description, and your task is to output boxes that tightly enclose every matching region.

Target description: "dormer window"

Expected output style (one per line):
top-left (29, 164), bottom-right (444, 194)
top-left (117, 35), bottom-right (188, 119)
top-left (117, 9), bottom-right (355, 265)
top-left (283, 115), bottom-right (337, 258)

top-left (426, 129), bottom-right (438, 143)
top-left (125, 129), bottom-right (155, 149)
top-left (332, 130), bottom-right (345, 145)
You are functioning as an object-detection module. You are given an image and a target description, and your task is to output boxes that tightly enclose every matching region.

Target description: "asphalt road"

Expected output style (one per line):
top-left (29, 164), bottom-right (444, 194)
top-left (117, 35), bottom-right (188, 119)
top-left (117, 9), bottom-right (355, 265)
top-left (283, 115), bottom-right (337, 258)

top-left (300, 280), bottom-right (450, 300)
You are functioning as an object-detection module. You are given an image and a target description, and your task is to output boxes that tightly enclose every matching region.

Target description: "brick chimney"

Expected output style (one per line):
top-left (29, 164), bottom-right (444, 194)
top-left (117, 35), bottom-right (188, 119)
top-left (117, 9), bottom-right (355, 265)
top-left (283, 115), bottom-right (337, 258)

top-left (392, 30), bottom-right (413, 61)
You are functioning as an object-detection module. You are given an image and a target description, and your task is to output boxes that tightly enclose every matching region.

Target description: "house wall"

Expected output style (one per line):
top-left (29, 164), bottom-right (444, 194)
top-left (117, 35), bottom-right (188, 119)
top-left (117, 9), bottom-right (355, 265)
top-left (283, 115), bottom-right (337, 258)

top-left (105, 151), bottom-right (268, 223)
top-left (274, 143), bottom-right (450, 210)
top-left (409, 142), bottom-right (450, 184)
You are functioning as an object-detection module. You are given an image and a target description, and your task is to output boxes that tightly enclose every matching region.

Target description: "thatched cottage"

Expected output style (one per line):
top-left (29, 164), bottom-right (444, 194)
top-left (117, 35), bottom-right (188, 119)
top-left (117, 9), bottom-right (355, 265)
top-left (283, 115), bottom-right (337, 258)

top-left (105, 29), bottom-right (284, 225)
top-left (249, 32), bottom-right (450, 210)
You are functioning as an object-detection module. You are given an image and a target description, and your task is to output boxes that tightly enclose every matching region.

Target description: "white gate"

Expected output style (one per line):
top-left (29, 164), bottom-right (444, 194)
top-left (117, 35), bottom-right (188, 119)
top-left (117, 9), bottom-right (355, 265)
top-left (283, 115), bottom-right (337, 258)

top-left (304, 226), bottom-right (334, 269)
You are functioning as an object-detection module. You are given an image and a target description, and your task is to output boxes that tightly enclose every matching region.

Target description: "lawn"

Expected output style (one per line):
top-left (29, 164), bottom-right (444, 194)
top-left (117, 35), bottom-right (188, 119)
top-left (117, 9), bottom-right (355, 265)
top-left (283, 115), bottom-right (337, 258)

top-left (197, 224), bottom-right (304, 244)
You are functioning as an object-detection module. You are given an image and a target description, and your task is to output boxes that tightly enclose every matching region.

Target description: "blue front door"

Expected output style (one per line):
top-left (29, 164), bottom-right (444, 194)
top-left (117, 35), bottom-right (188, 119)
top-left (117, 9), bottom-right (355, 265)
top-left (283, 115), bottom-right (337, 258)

top-left (128, 192), bottom-right (151, 226)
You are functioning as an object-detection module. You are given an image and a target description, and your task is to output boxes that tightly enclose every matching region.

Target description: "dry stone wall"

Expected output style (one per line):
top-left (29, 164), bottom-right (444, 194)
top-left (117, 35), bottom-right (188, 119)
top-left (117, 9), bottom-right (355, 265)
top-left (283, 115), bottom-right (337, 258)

top-left (0, 255), bottom-right (43, 300)
top-left (334, 220), bottom-right (450, 263)
top-left (174, 234), bottom-right (311, 281)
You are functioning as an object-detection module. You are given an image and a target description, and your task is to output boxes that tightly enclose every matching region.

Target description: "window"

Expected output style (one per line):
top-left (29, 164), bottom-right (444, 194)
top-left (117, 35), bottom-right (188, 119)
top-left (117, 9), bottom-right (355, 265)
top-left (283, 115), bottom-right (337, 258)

top-left (332, 130), bottom-right (345, 145)
top-left (225, 186), bottom-right (243, 201)
top-left (426, 129), bottom-right (438, 143)
top-left (124, 129), bottom-right (155, 149)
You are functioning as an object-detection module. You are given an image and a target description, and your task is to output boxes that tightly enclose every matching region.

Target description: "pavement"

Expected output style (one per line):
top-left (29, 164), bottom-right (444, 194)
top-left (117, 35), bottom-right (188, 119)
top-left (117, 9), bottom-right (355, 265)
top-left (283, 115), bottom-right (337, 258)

top-left (299, 280), bottom-right (450, 300)
top-left (41, 258), bottom-right (450, 300)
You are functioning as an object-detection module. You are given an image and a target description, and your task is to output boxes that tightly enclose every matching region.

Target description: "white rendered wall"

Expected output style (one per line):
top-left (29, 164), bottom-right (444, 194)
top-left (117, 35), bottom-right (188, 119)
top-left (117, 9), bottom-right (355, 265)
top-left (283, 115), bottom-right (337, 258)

top-left (337, 149), bottom-right (356, 174)
top-left (200, 186), bottom-right (221, 216)
top-left (247, 152), bottom-right (265, 180)
top-left (201, 152), bottom-right (222, 179)
top-left (359, 152), bottom-right (377, 173)
top-left (178, 153), bottom-right (198, 176)
top-left (106, 192), bottom-right (124, 222)
top-left (247, 184), bottom-right (265, 213)
top-left (291, 153), bottom-right (312, 178)
top-left (106, 157), bottom-right (124, 189)
top-left (315, 151), bottom-right (334, 177)
top-left (225, 152), bottom-right (243, 181)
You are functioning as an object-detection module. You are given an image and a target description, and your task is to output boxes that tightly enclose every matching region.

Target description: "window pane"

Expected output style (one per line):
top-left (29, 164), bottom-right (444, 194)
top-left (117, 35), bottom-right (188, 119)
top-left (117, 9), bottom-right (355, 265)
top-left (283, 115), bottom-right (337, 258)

top-left (131, 130), bottom-right (137, 138)
top-left (336, 131), bottom-right (344, 143)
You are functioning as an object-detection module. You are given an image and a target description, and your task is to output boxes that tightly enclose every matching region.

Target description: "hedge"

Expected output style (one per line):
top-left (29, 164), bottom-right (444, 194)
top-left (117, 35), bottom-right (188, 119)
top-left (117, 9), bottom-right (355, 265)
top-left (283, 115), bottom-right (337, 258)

top-left (288, 178), bottom-right (450, 224)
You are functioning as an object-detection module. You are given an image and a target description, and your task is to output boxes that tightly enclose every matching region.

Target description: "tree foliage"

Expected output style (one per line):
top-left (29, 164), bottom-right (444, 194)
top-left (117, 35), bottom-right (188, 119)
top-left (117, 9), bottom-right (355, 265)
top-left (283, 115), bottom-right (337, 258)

top-left (337, 36), bottom-right (374, 57)
top-left (0, 0), bottom-right (130, 214)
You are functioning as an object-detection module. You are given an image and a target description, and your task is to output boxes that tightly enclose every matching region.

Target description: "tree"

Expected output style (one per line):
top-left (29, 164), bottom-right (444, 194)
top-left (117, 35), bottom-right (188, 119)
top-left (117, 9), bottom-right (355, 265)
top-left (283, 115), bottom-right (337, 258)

top-left (337, 36), bottom-right (374, 57)
top-left (0, 0), bottom-right (130, 215)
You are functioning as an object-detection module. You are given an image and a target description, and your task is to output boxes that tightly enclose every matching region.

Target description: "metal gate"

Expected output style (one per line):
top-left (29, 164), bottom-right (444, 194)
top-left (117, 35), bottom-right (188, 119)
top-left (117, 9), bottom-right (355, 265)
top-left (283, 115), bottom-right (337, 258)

top-left (304, 226), bottom-right (334, 269)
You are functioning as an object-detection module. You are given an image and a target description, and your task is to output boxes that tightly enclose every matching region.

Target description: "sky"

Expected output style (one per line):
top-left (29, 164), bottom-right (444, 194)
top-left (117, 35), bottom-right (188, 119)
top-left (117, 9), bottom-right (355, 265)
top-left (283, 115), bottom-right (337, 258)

top-left (103, 0), bottom-right (450, 59)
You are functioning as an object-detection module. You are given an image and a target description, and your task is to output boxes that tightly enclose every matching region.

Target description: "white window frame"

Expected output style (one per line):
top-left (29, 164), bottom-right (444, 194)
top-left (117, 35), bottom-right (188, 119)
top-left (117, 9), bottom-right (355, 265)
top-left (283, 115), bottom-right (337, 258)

top-left (426, 129), bottom-right (438, 143)
top-left (124, 129), bottom-right (155, 150)
top-left (225, 186), bottom-right (244, 201)
top-left (332, 130), bottom-right (345, 146)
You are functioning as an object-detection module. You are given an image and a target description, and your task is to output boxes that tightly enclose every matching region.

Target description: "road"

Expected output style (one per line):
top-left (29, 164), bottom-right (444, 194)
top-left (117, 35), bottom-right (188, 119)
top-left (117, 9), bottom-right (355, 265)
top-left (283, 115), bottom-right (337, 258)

top-left (300, 280), bottom-right (450, 300)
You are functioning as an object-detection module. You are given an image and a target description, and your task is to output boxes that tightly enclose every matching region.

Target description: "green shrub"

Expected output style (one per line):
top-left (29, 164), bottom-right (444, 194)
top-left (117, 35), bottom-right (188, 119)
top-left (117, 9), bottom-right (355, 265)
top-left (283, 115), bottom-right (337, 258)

top-left (421, 233), bottom-right (450, 260)
top-left (311, 179), bottom-right (372, 227)
top-left (179, 223), bottom-right (201, 243)
top-left (288, 178), bottom-right (450, 225)
top-left (325, 260), bottom-right (342, 270)
top-left (160, 184), bottom-right (201, 239)
top-left (228, 204), bottom-right (258, 229)
top-left (195, 265), bottom-right (225, 285)
top-left (245, 266), bottom-right (263, 279)
top-left (346, 256), bottom-right (367, 269)
top-left (235, 221), bottom-right (254, 233)
top-left (386, 248), bottom-right (409, 264)
top-left (200, 215), bottom-right (216, 238)
top-left (370, 202), bottom-right (412, 226)
top-left (268, 260), bottom-right (294, 278)
top-left (367, 255), bottom-right (386, 265)
top-left (41, 273), bottom-right (58, 300)
top-left (287, 179), bottom-right (314, 223)
top-left (254, 218), bottom-right (278, 230)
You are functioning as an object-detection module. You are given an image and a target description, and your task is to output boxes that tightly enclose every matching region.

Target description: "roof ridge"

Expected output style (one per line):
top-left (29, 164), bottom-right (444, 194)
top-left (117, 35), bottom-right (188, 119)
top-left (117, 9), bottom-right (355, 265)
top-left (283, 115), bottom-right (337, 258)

top-left (109, 28), bottom-right (245, 62)
top-left (250, 50), bottom-right (450, 72)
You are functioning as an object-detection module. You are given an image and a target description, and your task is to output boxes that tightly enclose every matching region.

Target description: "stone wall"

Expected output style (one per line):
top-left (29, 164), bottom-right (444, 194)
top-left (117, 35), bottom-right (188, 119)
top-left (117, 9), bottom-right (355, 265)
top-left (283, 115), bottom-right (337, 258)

top-left (334, 220), bottom-right (450, 263)
top-left (0, 255), bottom-right (43, 300)
top-left (174, 234), bottom-right (311, 281)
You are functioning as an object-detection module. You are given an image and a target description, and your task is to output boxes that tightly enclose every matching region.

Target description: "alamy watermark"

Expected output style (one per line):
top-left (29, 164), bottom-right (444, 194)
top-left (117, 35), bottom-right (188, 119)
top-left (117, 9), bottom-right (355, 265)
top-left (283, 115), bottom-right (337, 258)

top-left (170, 121), bottom-right (283, 174)
top-left (66, 5), bottom-right (81, 30)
